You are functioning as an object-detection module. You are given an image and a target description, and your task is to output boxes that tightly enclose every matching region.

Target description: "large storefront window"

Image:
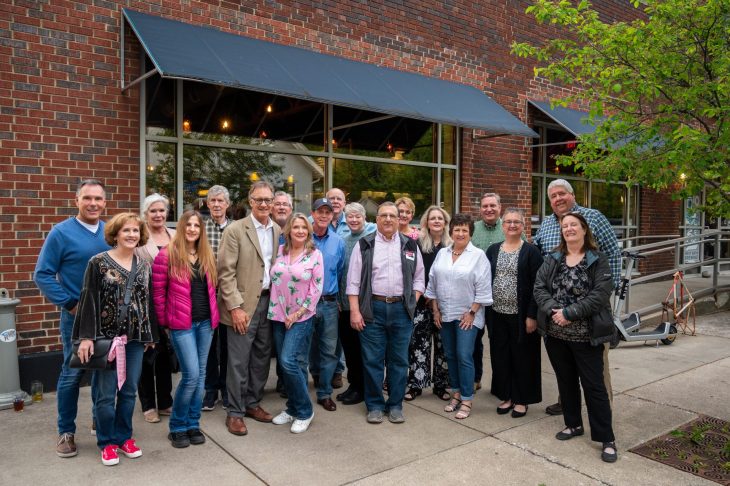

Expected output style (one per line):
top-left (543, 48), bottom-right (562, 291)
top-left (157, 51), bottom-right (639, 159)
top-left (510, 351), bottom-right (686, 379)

top-left (141, 73), bottom-right (459, 221)
top-left (531, 124), bottom-right (638, 241)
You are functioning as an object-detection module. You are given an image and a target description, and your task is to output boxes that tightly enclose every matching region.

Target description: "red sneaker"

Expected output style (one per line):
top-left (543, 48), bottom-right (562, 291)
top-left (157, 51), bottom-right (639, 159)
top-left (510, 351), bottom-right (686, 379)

top-left (118, 439), bottom-right (142, 458)
top-left (101, 444), bottom-right (119, 466)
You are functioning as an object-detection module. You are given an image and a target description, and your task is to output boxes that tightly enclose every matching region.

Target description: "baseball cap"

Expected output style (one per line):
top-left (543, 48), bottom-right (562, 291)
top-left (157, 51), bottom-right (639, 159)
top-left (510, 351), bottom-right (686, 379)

top-left (312, 198), bottom-right (334, 211)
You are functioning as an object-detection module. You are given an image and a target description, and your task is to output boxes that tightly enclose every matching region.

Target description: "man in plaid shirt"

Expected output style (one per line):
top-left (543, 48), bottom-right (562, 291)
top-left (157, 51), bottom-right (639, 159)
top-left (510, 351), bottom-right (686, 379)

top-left (533, 178), bottom-right (620, 416)
top-left (203, 185), bottom-right (232, 411)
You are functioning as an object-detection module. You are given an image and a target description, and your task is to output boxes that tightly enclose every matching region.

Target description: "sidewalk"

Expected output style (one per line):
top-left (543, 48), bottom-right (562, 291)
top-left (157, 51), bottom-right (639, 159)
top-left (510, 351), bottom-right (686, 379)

top-left (2, 309), bottom-right (729, 485)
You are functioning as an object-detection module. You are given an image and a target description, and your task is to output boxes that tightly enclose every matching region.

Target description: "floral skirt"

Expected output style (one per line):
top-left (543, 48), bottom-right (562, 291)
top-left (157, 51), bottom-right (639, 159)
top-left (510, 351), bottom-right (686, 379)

top-left (407, 306), bottom-right (449, 389)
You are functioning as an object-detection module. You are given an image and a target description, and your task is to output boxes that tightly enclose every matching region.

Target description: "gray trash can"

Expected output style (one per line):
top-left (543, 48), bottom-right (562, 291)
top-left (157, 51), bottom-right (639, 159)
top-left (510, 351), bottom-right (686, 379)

top-left (0, 288), bottom-right (29, 410)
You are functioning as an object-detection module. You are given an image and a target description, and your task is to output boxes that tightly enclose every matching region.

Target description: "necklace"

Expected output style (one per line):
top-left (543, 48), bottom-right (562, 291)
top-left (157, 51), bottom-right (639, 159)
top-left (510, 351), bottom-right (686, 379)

top-left (452, 249), bottom-right (463, 257)
top-left (187, 249), bottom-right (197, 256)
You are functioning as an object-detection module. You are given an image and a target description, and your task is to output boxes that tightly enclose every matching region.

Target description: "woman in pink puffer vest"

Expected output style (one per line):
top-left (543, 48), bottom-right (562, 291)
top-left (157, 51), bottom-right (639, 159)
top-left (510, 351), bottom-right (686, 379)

top-left (152, 210), bottom-right (220, 449)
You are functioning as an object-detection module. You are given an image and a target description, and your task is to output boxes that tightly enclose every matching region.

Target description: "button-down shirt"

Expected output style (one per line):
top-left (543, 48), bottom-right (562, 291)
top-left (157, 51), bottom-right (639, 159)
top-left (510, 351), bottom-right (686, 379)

top-left (424, 242), bottom-right (493, 328)
top-left (312, 227), bottom-right (346, 297)
top-left (346, 231), bottom-right (425, 297)
top-left (533, 204), bottom-right (621, 288)
top-left (205, 217), bottom-right (229, 258)
top-left (253, 216), bottom-right (274, 289)
top-left (472, 218), bottom-right (526, 251)
top-left (268, 246), bottom-right (324, 323)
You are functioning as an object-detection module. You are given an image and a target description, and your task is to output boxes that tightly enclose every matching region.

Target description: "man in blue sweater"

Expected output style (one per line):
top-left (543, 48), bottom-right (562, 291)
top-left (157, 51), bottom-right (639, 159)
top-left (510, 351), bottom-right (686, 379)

top-left (34, 179), bottom-right (110, 458)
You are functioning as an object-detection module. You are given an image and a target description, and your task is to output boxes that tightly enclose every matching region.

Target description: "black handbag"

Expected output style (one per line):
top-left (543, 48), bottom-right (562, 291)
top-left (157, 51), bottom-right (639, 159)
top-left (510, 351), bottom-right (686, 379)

top-left (69, 256), bottom-right (138, 370)
top-left (69, 338), bottom-right (114, 369)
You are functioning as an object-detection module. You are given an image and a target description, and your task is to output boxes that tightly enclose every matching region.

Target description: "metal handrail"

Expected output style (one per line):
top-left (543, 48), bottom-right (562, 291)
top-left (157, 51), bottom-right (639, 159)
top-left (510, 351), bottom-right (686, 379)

top-left (622, 229), bottom-right (730, 317)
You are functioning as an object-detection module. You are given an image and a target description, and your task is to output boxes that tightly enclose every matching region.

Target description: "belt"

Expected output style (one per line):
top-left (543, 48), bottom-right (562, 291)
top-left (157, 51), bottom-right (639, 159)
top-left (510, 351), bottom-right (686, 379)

top-left (260, 289), bottom-right (270, 297)
top-left (320, 294), bottom-right (337, 302)
top-left (372, 295), bottom-right (403, 303)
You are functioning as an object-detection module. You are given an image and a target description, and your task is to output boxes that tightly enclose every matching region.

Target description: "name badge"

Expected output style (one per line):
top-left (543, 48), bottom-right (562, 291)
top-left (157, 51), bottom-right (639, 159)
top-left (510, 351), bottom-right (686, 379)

top-left (404, 250), bottom-right (415, 261)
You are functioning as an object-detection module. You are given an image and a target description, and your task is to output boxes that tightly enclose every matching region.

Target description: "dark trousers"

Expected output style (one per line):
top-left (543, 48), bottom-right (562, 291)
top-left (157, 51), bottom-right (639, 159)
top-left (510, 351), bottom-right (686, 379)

top-left (205, 325), bottom-right (228, 398)
top-left (138, 330), bottom-right (174, 412)
top-left (473, 326), bottom-right (485, 383)
top-left (338, 310), bottom-right (363, 392)
top-left (545, 335), bottom-right (615, 443)
top-left (489, 312), bottom-right (541, 405)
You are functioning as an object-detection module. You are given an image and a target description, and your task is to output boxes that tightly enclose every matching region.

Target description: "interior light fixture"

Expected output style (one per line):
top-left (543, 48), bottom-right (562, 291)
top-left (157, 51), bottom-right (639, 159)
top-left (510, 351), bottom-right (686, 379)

top-left (221, 119), bottom-right (230, 130)
top-left (182, 119), bottom-right (191, 132)
top-left (249, 172), bottom-right (259, 181)
top-left (266, 104), bottom-right (273, 113)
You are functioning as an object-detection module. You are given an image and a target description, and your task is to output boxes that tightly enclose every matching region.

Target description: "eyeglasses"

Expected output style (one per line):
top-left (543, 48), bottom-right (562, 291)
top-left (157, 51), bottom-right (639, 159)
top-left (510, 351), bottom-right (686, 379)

top-left (377, 213), bottom-right (398, 220)
top-left (250, 198), bottom-right (274, 206)
top-left (503, 220), bottom-right (524, 226)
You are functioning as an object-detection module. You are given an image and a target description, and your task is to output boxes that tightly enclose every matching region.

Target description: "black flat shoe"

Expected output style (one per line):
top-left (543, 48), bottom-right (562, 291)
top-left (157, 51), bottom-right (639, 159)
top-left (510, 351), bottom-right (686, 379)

top-left (336, 387), bottom-right (355, 402)
top-left (556, 426), bottom-right (584, 440)
top-left (404, 387), bottom-right (422, 401)
top-left (432, 387), bottom-right (450, 401)
top-left (511, 405), bottom-right (528, 418)
top-left (341, 390), bottom-right (364, 405)
top-left (496, 402), bottom-right (514, 415)
top-left (601, 442), bottom-right (618, 463)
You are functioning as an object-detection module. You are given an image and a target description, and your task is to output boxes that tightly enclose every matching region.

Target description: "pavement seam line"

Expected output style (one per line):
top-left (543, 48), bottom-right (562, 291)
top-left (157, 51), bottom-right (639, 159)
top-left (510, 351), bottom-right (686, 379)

top-left (203, 429), bottom-right (271, 486)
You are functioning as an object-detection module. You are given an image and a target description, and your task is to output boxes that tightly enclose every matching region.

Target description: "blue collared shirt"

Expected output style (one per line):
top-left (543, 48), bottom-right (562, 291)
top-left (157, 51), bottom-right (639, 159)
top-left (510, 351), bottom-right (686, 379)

top-left (312, 226), bottom-right (346, 296)
top-left (533, 204), bottom-right (621, 289)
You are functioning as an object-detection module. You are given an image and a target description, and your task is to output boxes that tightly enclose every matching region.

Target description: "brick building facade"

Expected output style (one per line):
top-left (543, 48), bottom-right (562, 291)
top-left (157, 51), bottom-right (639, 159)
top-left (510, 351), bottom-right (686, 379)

top-left (1, 0), bottom-right (681, 376)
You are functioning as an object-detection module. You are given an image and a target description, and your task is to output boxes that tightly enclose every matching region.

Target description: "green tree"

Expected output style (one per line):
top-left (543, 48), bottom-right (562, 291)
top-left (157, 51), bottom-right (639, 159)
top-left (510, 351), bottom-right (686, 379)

top-left (512, 0), bottom-right (730, 218)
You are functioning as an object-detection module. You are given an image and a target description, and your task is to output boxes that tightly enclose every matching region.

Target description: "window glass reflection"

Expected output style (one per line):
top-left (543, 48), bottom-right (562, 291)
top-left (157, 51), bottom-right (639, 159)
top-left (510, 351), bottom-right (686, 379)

top-left (545, 128), bottom-right (579, 175)
top-left (145, 75), bottom-right (176, 137)
top-left (333, 158), bottom-right (434, 221)
top-left (440, 169), bottom-right (455, 217)
top-left (591, 182), bottom-right (625, 226)
top-left (145, 141), bottom-right (176, 219)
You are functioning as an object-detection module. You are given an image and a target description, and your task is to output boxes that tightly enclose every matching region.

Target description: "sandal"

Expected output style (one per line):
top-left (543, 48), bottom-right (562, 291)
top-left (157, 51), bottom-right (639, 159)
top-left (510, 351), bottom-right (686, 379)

top-left (455, 402), bottom-right (472, 420)
top-left (433, 387), bottom-right (450, 401)
top-left (555, 425), bottom-right (584, 441)
top-left (601, 442), bottom-right (618, 463)
top-left (404, 387), bottom-right (422, 401)
top-left (444, 397), bottom-right (462, 413)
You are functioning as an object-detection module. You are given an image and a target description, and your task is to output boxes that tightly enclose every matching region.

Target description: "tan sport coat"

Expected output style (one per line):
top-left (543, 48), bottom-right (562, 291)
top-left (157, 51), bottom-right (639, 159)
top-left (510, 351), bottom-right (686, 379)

top-left (217, 214), bottom-right (281, 325)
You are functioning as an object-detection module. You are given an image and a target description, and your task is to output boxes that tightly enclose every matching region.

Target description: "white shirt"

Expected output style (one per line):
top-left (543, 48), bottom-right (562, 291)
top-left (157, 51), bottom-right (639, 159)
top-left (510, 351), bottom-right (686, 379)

top-left (75, 217), bottom-right (99, 234)
top-left (253, 216), bottom-right (274, 289)
top-left (424, 242), bottom-right (493, 328)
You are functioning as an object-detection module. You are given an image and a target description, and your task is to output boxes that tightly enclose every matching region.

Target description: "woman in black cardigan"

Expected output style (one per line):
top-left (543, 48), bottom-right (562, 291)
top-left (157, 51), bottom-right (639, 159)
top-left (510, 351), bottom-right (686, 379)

top-left (485, 208), bottom-right (544, 418)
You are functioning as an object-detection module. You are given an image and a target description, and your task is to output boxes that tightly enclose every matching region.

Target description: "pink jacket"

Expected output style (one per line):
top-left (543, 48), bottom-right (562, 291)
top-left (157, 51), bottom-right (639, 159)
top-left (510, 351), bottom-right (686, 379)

top-left (152, 247), bottom-right (220, 330)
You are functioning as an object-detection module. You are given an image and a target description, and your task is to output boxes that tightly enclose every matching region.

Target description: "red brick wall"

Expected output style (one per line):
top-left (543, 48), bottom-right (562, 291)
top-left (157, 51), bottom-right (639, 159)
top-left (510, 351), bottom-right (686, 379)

top-left (638, 188), bottom-right (682, 275)
top-left (1, 0), bottom-right (661, 354)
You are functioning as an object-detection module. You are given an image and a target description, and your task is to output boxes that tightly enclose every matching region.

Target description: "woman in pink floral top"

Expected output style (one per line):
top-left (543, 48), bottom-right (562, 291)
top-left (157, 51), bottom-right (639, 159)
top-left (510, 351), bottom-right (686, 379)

top-left (268, 213), bottom-right (324, 434)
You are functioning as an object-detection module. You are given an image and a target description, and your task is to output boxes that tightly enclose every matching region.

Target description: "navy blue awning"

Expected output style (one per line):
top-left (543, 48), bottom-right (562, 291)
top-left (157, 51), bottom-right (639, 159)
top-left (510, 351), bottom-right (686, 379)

top-left (123, 9), bottom-right (537, 138)
top-left (529, 100), bottom-right (604, 137)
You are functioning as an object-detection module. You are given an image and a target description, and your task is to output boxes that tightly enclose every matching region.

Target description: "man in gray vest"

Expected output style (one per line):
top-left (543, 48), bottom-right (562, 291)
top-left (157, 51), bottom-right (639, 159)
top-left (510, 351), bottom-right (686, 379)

top-left (347, 202), bottom-right (425, 424)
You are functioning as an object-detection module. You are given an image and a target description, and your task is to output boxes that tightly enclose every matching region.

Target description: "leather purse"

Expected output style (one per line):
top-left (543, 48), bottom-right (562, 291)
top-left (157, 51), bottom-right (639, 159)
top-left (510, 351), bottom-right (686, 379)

top-left (69, 338), bottom-right (114, 369)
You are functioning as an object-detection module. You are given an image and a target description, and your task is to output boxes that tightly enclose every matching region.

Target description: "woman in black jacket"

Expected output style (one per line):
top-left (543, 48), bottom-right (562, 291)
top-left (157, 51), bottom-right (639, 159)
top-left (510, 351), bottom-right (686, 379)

top-left (533, 211), bottom-right (617, 463)
top-left (485, 208), bottom-right (543, 418)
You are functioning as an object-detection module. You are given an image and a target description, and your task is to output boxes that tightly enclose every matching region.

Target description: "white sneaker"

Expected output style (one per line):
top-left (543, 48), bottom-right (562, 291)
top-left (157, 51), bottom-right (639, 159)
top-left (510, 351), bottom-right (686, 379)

top-left (290, 414), bottom-right (314, 434)
top-left (272, 410), bottom-right (294, 425)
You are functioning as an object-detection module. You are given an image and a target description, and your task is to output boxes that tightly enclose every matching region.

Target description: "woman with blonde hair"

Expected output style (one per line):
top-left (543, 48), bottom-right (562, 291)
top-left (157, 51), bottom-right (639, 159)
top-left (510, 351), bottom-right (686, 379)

top-left (269, 213), bottom-right (324, 433)
top-left (395, 196), bottom-right (420, 239)
top-left (152, 210), bottom-right (220, 449)
top-left (405, 205), bottom-right (451, 401)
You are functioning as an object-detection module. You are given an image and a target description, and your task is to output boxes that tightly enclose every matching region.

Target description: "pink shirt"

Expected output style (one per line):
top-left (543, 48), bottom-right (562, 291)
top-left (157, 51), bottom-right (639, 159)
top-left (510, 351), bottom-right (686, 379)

top-left (346, 230), bottom-right (425, 297)
top-left (268, 246), bottom-right (324, 323)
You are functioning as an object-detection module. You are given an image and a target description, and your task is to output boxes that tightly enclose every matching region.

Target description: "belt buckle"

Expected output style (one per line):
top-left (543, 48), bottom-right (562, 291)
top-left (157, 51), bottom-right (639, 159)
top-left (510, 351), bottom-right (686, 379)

top-left (385, 296), bottom-right (397, 303)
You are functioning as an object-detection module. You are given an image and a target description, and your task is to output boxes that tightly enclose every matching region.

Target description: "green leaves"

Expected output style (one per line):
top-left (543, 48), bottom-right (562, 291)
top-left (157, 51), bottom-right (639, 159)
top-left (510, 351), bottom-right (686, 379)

top-left (512, 0), bottom-right (730, 218)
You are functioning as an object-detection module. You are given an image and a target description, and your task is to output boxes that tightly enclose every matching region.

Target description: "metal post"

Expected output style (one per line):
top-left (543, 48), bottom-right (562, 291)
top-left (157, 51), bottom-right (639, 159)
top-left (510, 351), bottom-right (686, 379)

top-left (0, 288), bottom-right (29, 409)
top-left (713, 231), bottom-right (720, 289)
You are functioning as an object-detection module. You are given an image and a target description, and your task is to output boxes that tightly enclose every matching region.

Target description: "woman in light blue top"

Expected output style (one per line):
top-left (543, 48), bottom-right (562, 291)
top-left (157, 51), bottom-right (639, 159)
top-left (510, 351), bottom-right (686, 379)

top-left (425, 213), bottom-right (492, 420)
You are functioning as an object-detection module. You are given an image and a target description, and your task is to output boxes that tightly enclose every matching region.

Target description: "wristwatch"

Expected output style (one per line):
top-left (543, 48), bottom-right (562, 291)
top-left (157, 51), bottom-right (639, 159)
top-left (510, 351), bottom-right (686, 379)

top-left (468, 309), bottom-right (476, 316)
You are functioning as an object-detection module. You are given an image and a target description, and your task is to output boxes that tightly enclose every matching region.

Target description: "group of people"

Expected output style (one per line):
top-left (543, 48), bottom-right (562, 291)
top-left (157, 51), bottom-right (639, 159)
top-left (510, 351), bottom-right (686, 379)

top-left (34, 176), bottom-right (622, 466)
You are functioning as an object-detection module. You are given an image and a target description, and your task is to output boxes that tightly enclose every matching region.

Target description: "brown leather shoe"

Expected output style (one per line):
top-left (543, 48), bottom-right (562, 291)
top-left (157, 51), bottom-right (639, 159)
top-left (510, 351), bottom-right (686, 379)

top-left (245, 406), bottom-right (273, 423)
top-left (317, 397), bottom-right (337, 411)
top-left (225, 416), bottom-right (248, 436)
top-left (331, 372), bottom-right (344, 389)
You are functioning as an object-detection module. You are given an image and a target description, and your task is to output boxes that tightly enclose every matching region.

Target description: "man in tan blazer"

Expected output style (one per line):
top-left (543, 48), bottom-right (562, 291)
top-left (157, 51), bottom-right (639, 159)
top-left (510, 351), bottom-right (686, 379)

top-left (217, 181), bottom-right (281, 436)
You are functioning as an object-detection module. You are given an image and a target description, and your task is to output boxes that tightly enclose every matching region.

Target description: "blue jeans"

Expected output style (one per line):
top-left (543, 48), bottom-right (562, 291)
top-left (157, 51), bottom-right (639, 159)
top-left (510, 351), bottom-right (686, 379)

top-left (57, 310), bottom-right (96, 434)
top-left (169, 320), bottom-right (214, 433)
top-left (309, 300), bottom-right (339, 400)
top-left (273, 318), bottom-right (314, 419)
top-left (440, 320), bottom-right (478, 401)
top-left (92, 341), bottom-right (144, 448)
top-left (360, 300), bottom-right (413, 412)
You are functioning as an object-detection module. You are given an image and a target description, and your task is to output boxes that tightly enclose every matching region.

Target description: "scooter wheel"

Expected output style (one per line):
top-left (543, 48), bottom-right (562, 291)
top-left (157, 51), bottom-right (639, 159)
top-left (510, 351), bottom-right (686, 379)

top-left (661, 324), bottom-right (678, 345)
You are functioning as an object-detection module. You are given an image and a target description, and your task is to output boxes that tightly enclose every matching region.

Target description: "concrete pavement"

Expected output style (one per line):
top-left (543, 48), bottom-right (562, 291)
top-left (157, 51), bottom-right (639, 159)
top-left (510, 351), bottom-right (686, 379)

top-left (2, 309), bottom-right (728, 485)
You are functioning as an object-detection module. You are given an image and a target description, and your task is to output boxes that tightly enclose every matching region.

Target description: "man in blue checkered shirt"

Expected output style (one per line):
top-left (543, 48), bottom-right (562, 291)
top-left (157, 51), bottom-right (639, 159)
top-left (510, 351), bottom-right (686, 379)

top-left (533, 178), bottom-right (621, 417)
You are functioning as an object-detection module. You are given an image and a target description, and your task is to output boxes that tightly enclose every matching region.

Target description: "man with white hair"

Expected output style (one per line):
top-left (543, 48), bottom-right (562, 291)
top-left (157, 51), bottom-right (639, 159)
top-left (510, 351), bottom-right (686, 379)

top-left (534, 178), bottom-right (620, 416)
top-left (202, 185), bottom-right (231, 411)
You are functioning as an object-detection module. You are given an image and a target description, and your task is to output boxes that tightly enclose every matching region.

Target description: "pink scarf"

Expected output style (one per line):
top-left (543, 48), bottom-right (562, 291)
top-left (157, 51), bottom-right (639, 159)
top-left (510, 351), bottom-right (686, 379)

top-left (108, 335), bottom-right (128, 390)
